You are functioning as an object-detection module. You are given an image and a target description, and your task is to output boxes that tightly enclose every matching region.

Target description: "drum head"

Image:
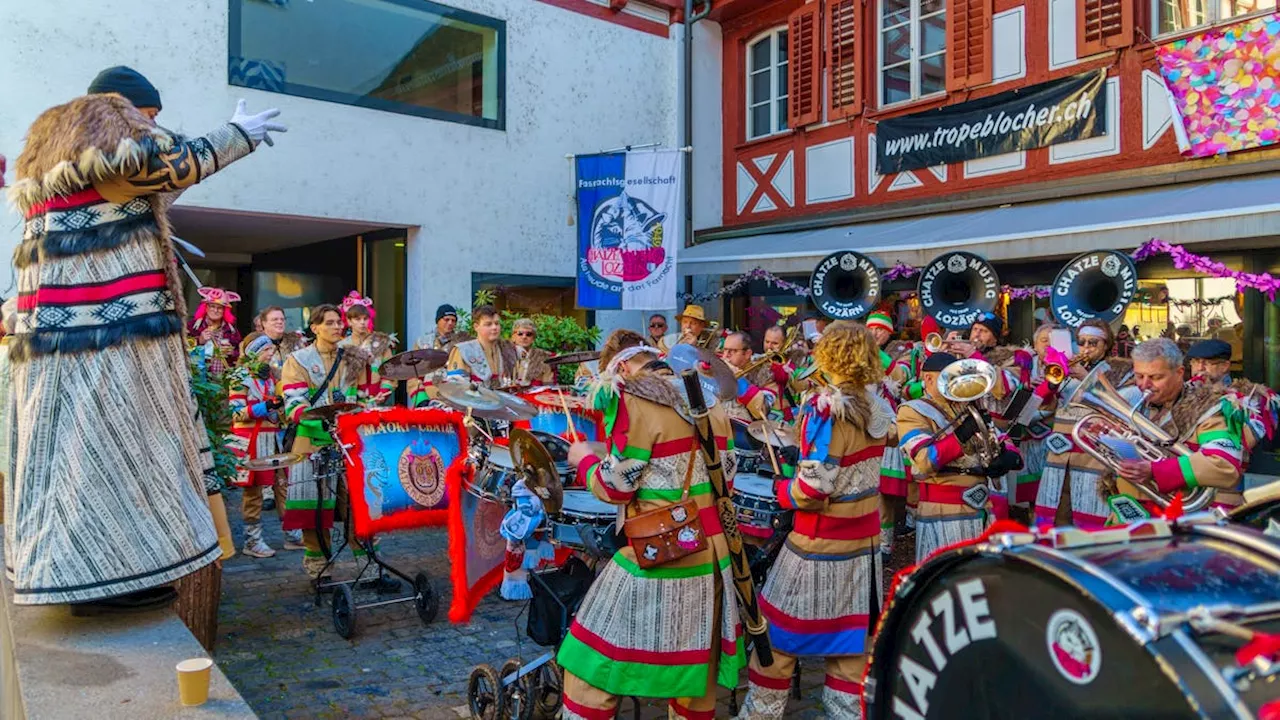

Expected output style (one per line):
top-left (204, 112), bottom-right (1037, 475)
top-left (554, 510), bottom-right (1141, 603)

top-left (732, 473), bottom-right (773, 498)
top-left (731, 418), bottom-right (763, 453)
top-left (560, 489), bottom-right (615, 517)
top-left (867, 550), bottom-right (1198, 720)
top-left (485, 445), bottom-right (515, 469)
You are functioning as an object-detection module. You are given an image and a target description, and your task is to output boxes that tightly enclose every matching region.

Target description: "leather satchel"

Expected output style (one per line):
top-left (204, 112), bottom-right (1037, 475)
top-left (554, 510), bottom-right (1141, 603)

top-left (625, 444), bottom-right (707, 569)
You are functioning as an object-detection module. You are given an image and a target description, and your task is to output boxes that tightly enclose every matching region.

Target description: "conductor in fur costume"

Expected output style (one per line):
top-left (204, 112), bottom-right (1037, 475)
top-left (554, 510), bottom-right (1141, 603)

top-left (737, 321), bottom-right (894, 720)
top-left (3, 67), bottom-right (285, 608)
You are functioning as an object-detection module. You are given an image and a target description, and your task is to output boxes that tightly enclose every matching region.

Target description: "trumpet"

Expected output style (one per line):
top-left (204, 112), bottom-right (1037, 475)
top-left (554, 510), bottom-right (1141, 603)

top-left (924, 332), bottom-right (971, 354)
top-left (1044, 354), bottom-right (1089, 385)
top-left (734, 325), bottom-right (802, 379)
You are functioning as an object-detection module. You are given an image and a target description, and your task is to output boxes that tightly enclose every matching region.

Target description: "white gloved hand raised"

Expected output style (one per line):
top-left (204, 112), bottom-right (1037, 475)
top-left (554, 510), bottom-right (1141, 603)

top-left (229, 99), bottom-right (288, 147)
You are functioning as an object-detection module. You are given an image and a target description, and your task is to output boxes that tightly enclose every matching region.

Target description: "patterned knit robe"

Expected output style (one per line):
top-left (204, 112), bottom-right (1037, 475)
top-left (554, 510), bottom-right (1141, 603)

top-left (4, 94), bottom-right (255, 604)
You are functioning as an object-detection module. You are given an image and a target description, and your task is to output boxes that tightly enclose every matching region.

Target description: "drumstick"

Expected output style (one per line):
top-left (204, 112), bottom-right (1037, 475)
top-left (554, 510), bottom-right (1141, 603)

top-left (464, 407), bottom-right (495, 444)
top-left (761, 422), bottom-right (783, 477)
top-left (557, 391), bottom-right (581, 442)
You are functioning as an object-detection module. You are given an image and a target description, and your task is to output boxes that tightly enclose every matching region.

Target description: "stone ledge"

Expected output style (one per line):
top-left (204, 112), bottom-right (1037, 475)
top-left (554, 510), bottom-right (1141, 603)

top-left (0, 538), bottom-right (255, 719)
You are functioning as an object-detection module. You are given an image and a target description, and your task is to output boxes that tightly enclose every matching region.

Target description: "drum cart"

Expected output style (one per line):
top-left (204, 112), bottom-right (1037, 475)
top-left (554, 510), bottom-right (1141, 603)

top-left (305, 412), bottom-right (441, 639)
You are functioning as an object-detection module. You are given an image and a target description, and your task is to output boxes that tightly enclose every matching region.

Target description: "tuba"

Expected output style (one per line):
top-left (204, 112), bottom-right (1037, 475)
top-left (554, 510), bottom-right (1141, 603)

top-left (1050, 250), bottom-right (1139, 328)
top-left (917, 251), bottom-right (1000, 330)
top-left (810, 250), bottom-right (882, 320)
top-left (930, 357), bottom-right (1002, 465)
top-left (1064, 364), bottom-right (1214, 511)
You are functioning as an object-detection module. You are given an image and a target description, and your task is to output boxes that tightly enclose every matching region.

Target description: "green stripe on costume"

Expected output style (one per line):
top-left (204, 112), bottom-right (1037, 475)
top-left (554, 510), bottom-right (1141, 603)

top-left (1016, 471), bottom-right (1041, 485)
top-left (1179, 456), bottom-right (1198, 488)
top-left (611, 552), bottom-right (731, 579)
top-left (297, 419), bottom-right (333, 445)
top-left (1196, 429), bottom-right (1235, 445)
top-left (717, 635), bottom-right (747, 690)
top-left (284, 499), bottom-right (337, 510)
top-left (620, 445), bottom-right (652, 461)
top-left (880, 468), bottom-right (906, 479)
top-left (636, 482), bottom-right (712, 501)
top-left (558, 632), bottom-right (719, 699)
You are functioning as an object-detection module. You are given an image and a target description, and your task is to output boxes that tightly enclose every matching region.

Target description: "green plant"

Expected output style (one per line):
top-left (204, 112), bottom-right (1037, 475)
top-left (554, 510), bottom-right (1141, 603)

top-left (455, 291), bottom-right (601, 382)
top-left (187, 344), bottom-right (237, 492)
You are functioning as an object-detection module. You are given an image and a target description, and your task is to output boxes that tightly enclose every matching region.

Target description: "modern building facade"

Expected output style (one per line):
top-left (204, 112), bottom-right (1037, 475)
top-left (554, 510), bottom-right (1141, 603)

top-left (0, 0), bottom-right (684, 341)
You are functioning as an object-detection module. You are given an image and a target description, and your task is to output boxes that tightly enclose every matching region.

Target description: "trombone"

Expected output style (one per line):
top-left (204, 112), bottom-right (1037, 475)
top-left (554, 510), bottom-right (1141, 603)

top-left (734, 324), bottom-right (802, 379)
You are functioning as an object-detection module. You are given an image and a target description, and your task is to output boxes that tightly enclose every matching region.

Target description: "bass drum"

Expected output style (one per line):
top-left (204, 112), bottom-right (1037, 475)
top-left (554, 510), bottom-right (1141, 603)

top-left (864, 519), bottom-right (1280, 719)
top-left (1229, 484), bottom-right (1280, 535)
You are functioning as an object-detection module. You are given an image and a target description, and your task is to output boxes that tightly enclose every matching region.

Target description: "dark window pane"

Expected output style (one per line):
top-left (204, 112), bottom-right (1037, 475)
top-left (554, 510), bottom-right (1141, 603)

top-left (882, 0), bottom-right (911, 27)
top-left (750, 103), bottom-right (772, 137)
top-left (778, 61), bottom-right (789, 95)
top-left (921, 0), bottom-right (946, 15)
top-left (921, 53), bottom-right (946, 95)
top-left (883, 64), bottom-right (911, 105)
top-left (777, 99), bottom-right (788, 131)
top-left (229, 0), bottom-right (504, 128)
top-left (922, 13), bottom-right (946, 56)
top-left (881, 26), bottom-right (911, 66)
top-left (777, 30), bottom-right (789, 62)
top-left (750, 70), bottom-right (771, 104)
top-left (750, 36), bottom-right (772, 71)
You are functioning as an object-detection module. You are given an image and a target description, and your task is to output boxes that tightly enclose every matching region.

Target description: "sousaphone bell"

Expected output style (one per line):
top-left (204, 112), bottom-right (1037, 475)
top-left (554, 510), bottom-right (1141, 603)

top-left (1050, 250), bottom-right (1139, 328)
top-left (917, 251), bottom-right (1000, 330)
top-left (810, 250), bottom-right (882, 320)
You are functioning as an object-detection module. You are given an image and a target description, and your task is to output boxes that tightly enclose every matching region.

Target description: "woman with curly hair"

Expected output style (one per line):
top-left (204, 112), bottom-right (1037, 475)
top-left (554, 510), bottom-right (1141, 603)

top-left (737, 321), bottom-right (894, 719)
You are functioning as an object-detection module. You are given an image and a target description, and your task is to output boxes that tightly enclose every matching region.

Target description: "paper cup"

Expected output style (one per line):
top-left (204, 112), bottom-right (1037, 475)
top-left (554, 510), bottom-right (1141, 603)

top-left (176, 657), bottom-right (214, 706)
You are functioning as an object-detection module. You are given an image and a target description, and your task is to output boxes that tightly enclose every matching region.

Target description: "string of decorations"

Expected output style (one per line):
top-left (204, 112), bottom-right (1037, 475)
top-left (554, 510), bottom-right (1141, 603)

top-left (675, 238), bottom-right (1280, 305)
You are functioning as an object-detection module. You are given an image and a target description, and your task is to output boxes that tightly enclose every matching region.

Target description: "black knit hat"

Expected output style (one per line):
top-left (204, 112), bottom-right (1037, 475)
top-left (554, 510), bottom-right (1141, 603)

top-left (88, 66), bottom-right (162, 111)
top-left (922, 352), bottom-right (958, 373)
top-left (436, 304), bottom-right (458, 322)
top-left (972, 311), bottom-right (1003, 339)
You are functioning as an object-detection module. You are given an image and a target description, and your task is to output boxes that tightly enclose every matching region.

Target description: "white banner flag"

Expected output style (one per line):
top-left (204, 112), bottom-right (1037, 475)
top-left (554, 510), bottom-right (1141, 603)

top-left (618, 150), bottom-right (682, 310)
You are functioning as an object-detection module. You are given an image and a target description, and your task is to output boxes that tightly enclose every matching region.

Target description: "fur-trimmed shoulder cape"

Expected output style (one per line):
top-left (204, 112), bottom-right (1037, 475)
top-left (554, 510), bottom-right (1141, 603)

top-left (1169, 377), bottom-right (1280, 442)
top-left (806, 382), bottom-right (895, 440)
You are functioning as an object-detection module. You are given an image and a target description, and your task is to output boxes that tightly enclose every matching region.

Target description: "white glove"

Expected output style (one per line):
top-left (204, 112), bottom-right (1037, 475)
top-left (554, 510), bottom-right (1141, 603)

top-left (229, 99), bottom-right (288, 147)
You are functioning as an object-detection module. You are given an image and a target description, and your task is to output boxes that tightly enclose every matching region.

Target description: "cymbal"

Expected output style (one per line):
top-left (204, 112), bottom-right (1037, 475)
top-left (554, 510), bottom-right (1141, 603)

top-left (243, 452), bottom-right (306, 471)
top-left (667, 344), bottom-right (737, 402)
top-left (748, 419), bottom-right (797, 448)
top-left (300, 403), bottom-right (361, 422)
top-left (547, 351), bottom-right (601, 366)
top-left (379, 348), bottom-right (448, 380)
top-left (509, 427), bottom-right (564, 513)
top-left (438, 381), bottom-right (505, 412)
top-left (495, 391), bottom-right (539, 421)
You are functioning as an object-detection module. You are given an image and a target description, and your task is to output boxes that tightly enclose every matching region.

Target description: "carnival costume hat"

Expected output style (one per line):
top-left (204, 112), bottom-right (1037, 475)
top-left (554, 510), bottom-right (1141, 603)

top-left (193, 287), bottom-right (240, 327)
top-left (87, 66), bottom-right (162, 111)
top-left (972, 311), bottom-right (1003, 339)
top-left (341, 290), bottom-right (375, 325)
top-left (922, 352), bottom-right (959, 373)
top-left (866, 312), bottom-right (894, 334)
top-left (1187, 338), bottom-right (1232, 361)
top-left (675, 305), bottom-right (709, 324)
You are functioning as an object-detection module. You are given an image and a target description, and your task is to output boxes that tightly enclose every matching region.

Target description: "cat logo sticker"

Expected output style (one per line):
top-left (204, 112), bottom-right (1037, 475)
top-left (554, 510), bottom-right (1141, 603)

top-left (670, 505), bottom-right (688, 523)
top-left (1046, 609), bottom-right (1101, 685)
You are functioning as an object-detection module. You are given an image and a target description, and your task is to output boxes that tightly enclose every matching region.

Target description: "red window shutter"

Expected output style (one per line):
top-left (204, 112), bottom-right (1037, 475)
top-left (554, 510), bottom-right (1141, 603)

top-left (827, 0), bottom-right (862, 119)
top-left (947, 0), bottom-right (992, 91)
top-left (789, 2), bottom-right (822, 128)
top-left (1077, 0), bottom-right (1133, 57)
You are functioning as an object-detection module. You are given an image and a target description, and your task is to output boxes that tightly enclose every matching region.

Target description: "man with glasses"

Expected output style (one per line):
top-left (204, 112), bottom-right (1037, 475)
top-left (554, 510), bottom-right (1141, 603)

top-left (1186, 339), bottom-right (1233, 386)
top-left (511, 318), bottom-right (554, 386)
top-left (720, 331), bottom-right (775, 421)
top-left (646, 314), bottom-right (670, 354)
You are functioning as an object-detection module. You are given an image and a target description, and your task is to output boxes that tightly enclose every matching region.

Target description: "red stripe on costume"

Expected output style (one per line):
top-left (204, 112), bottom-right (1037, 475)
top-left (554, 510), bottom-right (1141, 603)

top-left (650, 435), bottom-right (729, 458)
top-left (1202, 448), bottom-right (1242, 472)
top-left (839, 445), bottom-right (884, 467)
top-left (1015, 481), bottom-right (1040, 504)
top-left (668, 700), bottom-right (715, 720)
top-left (25, 188), bottom-right (105, 218)
top-left (825, 675), bottom-right (864, 695)
top-left (562, 695), bottom-right (615, 720)
top-left (749, 668), bottom-right (792, 691)
top-left (281, 382), bottom-right (308, 391)
top-left (699, 505), bottom-right (723, 538)
top-left (796, 477), bottom-right (826, 500)
top-left (18, 271), bottom-right (168, 311)
top-left (917, 484), bottom-right (976, 505)
top-left (568, 622), bottom-right (711, 665)
top-left (880, 475), bottom-right (909, 497)
top-left (759, 595), bottom-right (870, 633)
top-left (791, 510), bottom-right (880, 540)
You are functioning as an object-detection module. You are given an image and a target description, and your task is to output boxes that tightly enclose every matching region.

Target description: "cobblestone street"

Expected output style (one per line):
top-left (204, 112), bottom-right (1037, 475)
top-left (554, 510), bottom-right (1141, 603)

top-left (216, 487), bottom-right (914, 719)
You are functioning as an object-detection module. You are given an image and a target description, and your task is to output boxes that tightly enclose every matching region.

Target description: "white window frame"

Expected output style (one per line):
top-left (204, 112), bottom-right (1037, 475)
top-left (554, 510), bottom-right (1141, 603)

top-left (1152, 0), bottom-right (1278, 38)
top-left (878, 0), bottom-right (947, 108)
top-left (745, 26), bottom-right (789, 141)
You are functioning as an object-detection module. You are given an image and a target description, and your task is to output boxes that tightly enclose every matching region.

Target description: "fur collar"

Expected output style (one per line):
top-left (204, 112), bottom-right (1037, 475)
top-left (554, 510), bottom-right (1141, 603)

top-left (623, 369), bottom-right (687, 410)
top-left (340, 345), bottom-right (372, 377)
top-left (1099, 357), bottom-right (1133, 388)
top-left (1164, 377), bottom-right (1269, 439)
top-left (8, 94), bottom-right (174, 212)
top-left (813, 383), bottom-right (896, 439)
top-left (277, 332), bottom-right (307, 357)
top-left (347, 331), bottom-right (396, 359)
top-left (519, 346), bottom-right (552, 382)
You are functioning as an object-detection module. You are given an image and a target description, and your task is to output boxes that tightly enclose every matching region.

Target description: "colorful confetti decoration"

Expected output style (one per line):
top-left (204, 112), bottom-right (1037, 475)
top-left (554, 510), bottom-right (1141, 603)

top-left (1157, 12), bottom-right (1280, 158)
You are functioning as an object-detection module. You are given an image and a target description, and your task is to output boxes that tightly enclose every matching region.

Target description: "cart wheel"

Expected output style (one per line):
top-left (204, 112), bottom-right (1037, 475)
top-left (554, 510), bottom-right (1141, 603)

top-left (532, 658), bottom-right (563, 719)
top-left (414, 571), bottom-right (439, 625)
top-left (468, 664), bottom-right (503, 720)
top-left (498, 659), bottom-right (535, 720)
top-left (331, 584), bottom-right (356, 639)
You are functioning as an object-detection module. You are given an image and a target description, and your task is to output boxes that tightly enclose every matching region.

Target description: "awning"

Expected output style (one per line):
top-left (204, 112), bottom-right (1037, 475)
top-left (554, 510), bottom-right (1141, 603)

top-left (680, 172), bottom-right (1280, 277)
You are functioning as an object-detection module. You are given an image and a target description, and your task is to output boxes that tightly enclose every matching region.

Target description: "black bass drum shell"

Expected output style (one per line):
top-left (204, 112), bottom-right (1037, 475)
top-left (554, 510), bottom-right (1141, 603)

top-left (865, 527), bottom-right (1280, 720)
top-left (1050, 250), bottom-right (1139, 328)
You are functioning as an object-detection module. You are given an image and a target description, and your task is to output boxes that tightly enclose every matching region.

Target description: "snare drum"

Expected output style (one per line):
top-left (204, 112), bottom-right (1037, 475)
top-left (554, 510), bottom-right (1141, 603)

top-left (865, 518), bottom-right (1280, 719)
top-left (550, 490), bottom-right (623, 559)
top-left (468, 446), bottom-right (519, 503)
top-left (731, 473), bottom-right (789, 541)
top-left (732, 417), bottom-right (764, 476)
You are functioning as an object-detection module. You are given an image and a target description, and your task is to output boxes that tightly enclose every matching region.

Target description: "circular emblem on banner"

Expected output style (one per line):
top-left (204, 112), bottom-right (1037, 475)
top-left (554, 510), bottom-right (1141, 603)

top-left (587, 190), bottom-right (669, 285)
top-left (840, 253), bottom-right (858, 271)
top-left (1101, 255), bottom-right (1121, 278)
top-left (398, 444), bottom-right (447, 508)
top-left (947, 255), bottom-right (969, 274)
top-left (1046, 609), bottom-right (1102, 685)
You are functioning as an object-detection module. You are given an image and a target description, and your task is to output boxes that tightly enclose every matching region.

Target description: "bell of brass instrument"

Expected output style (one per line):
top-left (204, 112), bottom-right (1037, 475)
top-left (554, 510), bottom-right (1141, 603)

top-left (1051, 250), bottom-right (1139, 328)
top-left (1064, 364), bottom-right (1213, 511)
top-left (932, 358), bottom-right (1001, 465)
top-left (917, 251), bottom-right (1000, 330)
top-left (810, 250), bottom-right (883, 320)
top-left (735, 325), bottom-right (801, 379)
top-left (1043, 354), bottom-right (1089, 385)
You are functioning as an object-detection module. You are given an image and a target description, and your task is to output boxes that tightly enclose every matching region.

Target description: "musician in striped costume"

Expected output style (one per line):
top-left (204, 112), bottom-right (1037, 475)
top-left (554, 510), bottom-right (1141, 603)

top-left (1035, 319), bottom-right (1136, 528)
top-left (737, 321), bottom-right (892, 720)
top-left (558, 331), bottom-right (744, 720)
top-left (228, 334), bottom-right (285, 558)
top-left (338, 292), bottom-right (396, 405)
top-left (898, 353), bottom-right (1023, 562)
top-left (1114, 338), bottom-right (1277, 512)
top-left (4, 72), bottom-right (283, 607)
top-left (866, 312), bottom-right (910, 557)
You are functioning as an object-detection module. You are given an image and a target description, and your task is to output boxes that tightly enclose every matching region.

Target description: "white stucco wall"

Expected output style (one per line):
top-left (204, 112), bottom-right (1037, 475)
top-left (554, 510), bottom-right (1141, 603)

top-left (0, 0), bottom-right (678, 344)
top-left (690, 19), bottom-right (724, 233)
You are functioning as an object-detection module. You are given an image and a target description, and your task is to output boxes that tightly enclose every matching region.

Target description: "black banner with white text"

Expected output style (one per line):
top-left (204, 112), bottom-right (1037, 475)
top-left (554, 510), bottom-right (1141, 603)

top-left (876, 69), bottom-right (1108, 174)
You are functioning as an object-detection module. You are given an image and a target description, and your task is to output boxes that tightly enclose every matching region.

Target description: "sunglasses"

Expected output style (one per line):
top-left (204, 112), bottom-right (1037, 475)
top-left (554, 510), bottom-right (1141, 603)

top-left (514, 331), bottom-right (534, 337)
top-left (649, 323), bottom-right (666, 328)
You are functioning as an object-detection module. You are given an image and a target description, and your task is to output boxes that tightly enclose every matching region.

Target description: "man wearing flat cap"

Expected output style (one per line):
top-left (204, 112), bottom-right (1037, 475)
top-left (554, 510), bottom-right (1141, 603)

top-left (1186, 338), bottom-right (1233, 386)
